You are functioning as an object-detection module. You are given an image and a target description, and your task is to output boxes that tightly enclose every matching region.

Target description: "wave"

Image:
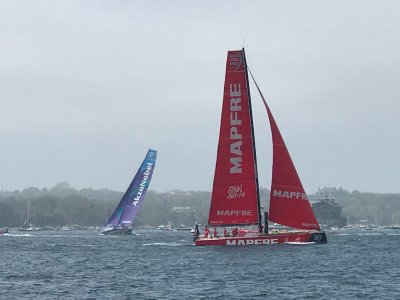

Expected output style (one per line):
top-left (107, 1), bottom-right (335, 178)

top-left (355, 233), bottom-right (385, 236)
top-left (48, 243), bottom-right (70, 247)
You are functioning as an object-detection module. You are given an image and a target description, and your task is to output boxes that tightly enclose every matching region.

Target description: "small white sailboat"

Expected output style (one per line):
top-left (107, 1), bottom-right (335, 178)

top-left (18, 198), bottom-right (35, 231)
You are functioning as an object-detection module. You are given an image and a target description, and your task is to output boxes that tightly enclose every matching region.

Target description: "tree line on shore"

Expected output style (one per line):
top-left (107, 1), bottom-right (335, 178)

top-left (0, 182), bottom-right (399, 228)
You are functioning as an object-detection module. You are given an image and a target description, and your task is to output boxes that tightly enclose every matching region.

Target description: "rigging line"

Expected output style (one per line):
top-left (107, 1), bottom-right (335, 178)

top-left (247, 67), bottom-right (269, 110)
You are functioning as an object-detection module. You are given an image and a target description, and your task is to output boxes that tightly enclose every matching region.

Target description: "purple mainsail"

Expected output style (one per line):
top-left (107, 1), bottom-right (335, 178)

top-left (103, 149), bottom-right (157, 230)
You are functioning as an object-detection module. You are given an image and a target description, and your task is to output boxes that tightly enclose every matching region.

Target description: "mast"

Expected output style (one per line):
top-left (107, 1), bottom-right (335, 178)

top-left (242, 48), bottom-right (262, 229)
top-left (27, 198), bottom-right (30, 225)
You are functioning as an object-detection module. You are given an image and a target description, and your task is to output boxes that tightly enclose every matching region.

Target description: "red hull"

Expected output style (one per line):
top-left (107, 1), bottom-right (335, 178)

top-left (195, 231), bottom-right (326, 246)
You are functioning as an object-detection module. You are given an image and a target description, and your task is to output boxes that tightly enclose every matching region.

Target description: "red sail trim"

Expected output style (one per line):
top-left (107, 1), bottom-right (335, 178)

top-left (208, 50), bottom-right (259, 226)
top-left (249, 70), bottom-right (321, 231)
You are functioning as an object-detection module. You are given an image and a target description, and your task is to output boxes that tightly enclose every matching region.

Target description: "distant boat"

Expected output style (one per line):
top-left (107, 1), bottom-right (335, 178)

top-left (173, 224), bottom-right (193, 231)
top-left (100, 149), bottom-right (157, 235)
top-left (0, 227), bottom-right (8, 235)
top-left (62, 226), bottom-right (72, 231)
top-left (194, 49), bottom-right (327, 246)
top-left (157, 224), bottom-right (172, 231)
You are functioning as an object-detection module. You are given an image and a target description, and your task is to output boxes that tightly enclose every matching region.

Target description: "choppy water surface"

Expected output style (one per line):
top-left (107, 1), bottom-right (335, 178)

top-left (1, 230), bottom-right (399, 299)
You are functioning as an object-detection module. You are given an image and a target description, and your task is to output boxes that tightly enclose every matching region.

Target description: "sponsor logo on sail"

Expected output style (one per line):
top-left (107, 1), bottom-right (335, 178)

top-left (226, 238), bottom-right (278, 246)
top-left (229, 52), bottom-right (243, 71)
top-left (272, 189), bottom-right (308, 200)
top-left (302, 222), bottom-right (319, 228)
top-left (230, 83), bottom-right (242, 174)
top-left (226, 184), bottom-right (245, 199)
top-left (132, 162), bottom-right (153, 206)
top-left (216, 210), bottom-right (252, 216)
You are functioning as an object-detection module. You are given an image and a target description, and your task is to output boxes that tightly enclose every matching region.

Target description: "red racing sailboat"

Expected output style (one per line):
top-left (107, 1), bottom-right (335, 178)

top-left (194, 49), bottom-right (327, 246)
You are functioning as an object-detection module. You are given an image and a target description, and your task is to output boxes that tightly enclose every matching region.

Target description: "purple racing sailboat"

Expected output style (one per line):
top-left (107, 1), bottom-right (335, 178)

top-left (101, 149), bottom-right (157, 235)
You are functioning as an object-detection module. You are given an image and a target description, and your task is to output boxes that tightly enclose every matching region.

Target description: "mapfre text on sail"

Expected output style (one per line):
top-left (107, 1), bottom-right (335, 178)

top-left (230, 83), bottom-right (243, 174)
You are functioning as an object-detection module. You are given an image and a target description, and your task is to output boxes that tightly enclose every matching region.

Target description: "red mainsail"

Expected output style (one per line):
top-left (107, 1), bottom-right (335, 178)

top-left (250, 72), bottom-right (321, 231)
top-left (208, 50), bottom-right (260, 226)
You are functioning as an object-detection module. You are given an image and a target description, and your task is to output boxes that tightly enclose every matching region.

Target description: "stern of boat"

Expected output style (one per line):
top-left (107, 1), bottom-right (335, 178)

top-left (311, 231), bottom-right (327, 244)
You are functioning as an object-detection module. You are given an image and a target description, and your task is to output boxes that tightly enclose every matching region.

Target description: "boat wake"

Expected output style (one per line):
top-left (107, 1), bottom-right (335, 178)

top-left (355, 232), bottom-right (385, 236)
top-left (2, 233), bottom-right (33, 237)
top-left (142, 242), bottom-right (188, 247)
top-left (285, 241), bottom-right (316, 245)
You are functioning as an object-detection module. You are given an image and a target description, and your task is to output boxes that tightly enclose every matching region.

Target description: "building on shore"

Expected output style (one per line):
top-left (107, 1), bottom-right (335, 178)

top-left (312, 192), bottom-right (347, 228)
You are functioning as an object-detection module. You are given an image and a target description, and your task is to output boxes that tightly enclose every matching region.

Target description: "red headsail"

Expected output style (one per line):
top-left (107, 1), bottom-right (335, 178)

top-left (250, 72), bottom-right (321, 231)
top-left (208, 50), bottom-right (260, 226)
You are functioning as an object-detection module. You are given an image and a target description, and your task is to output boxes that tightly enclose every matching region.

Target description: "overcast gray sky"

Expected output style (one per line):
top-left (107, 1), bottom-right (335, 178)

top-left (1, 1), bottom-right (399, 194)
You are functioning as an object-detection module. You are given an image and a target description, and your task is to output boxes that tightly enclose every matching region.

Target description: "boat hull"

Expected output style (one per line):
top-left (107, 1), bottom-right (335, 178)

top-left (100, 228), bottom-right (133, 235)
top-left (17, 227), bottom-right (34, 232)
top-left (195, 231), bottom-right (327, 246)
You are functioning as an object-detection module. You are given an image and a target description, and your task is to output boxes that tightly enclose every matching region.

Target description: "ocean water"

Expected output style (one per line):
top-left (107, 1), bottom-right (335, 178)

top-left (0, 230), bottom-right (399, 300)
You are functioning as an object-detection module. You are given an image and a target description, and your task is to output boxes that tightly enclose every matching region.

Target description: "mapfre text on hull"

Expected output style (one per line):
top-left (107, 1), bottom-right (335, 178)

top-left (195, 231), bottom-right (327, 246)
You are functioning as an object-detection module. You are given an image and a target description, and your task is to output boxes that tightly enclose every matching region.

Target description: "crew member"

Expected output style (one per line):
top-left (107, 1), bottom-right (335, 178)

top-left (259, 223), bottom-right (264, 233)
top-left (204, 226), bottom-right (210, 238)
top-left (233, 227), bottom-right (238, 237)
top-left (193, 223), bottom-right (200, 242)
